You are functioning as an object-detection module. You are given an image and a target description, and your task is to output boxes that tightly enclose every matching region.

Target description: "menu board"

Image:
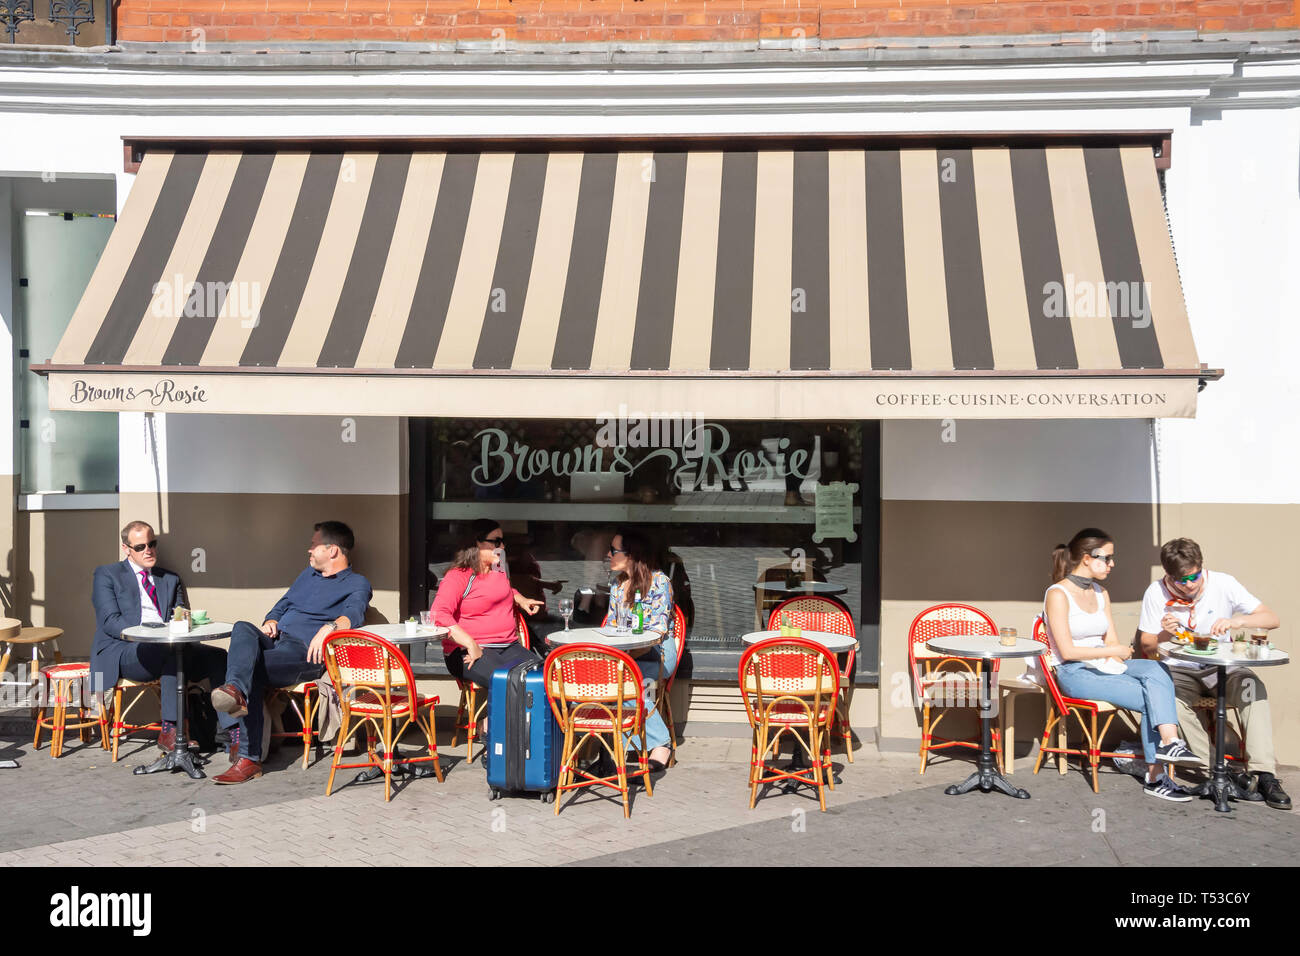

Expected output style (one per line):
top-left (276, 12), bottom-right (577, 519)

top-left (813, 482), bottom-right (857, 542)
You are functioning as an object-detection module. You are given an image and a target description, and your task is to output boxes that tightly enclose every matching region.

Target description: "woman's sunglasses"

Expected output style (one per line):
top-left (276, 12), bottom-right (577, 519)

top-left (1088, 552), bottom-right (1115, 565)
top-left (479, 536), bottom-right (505, 547)
top-left (607, 546), bottom-right (627, 556)
top-left (128, 540), bottom-right (159, 553)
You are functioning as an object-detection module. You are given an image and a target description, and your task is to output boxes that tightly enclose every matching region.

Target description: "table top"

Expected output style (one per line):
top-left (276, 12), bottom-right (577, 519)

top-left (740, 629), bottom-right (859, 653)
top-left (357, 623), bottom-right (449, 645)
top-left (546, 626), bottom-right (664, 653)
top-left (6, 625), bottom-right (63, 644)
top-left (1158, 640), bottom-right (1290, 668)
top-left (0, 618), bottom-right (21, 640)
top-left (122, 622), bottom-right (233, 643)
top-left (752, 581), bottom-right (848, 596)
top-left (926, 635), bottom-right (1045, 660)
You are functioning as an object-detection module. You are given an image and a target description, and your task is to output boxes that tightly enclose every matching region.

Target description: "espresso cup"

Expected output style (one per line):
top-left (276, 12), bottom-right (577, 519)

top-left (1193, 633), bottom-right (1212, 651)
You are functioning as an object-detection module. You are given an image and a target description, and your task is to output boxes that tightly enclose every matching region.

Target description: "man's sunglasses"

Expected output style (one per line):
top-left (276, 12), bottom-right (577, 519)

top-left (128, 540), bottom-right (158, 553)
top-left (1172, 570), bottom-right (1202, 584)
top-left (479, 536), bottom-right (505, 547)
top-left (1089, 552), bottom-right (1115, 565)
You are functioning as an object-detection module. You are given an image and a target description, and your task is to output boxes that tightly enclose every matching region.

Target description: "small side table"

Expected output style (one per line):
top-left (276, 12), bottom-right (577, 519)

top-left (0, 624), bottom-right (64, 694)
top-left (997, 677), bottom-right (1043, 775)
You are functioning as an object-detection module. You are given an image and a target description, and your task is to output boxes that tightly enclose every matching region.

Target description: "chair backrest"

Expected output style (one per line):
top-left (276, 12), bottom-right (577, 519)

top-left (737, 638), bottom-right (839, 727)
top-left (767, 596), bottom-right (855, 675)
top-left (543, 644), bottom-right (644, 726)
top-left (323, 629), bottom-right (417, 709)
top-left (907, 603), bottom-right (999, 698)
top-left (664, 605), bottom-right (687, 686)
top-left (1031, 615), bottom-right (1071, 714)
top-left (514, 609), bottom-right (531, 651)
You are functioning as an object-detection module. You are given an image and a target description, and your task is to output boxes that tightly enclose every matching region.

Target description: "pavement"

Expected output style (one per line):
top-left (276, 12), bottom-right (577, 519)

top-left (1, 719), bottom-right (1296, 867)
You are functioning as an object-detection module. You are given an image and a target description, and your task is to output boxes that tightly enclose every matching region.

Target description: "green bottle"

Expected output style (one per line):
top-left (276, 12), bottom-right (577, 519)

top-left (633, 591), bottom-right (645, 635)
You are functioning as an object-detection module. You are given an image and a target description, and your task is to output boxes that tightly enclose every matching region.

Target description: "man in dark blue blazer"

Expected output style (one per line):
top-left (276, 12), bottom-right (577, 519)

top-left (91, 520), bottom-right (227, 753)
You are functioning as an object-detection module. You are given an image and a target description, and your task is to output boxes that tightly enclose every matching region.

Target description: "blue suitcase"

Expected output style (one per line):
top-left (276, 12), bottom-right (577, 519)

top-left (485, 659), bottom-right (561, 802)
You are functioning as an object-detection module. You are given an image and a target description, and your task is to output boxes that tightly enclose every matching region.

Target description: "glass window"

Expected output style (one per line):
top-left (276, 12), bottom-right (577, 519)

top-left (16, 210), bottom-right (118, 494)
top-left (423, 418), bottom-right (866, 648)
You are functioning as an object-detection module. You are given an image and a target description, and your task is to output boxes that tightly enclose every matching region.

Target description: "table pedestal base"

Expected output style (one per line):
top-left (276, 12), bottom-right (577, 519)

top-left (1185, 774), bottom-right (1254, 813)
top-left (134, 746), bottom-right (205, 779)
top-left (944, 714), bottom-right (1030, 799)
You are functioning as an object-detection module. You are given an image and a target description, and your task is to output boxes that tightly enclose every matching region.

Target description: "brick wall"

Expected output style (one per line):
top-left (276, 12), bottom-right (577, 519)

top-left (117, 0), bottom-right (1300, 46)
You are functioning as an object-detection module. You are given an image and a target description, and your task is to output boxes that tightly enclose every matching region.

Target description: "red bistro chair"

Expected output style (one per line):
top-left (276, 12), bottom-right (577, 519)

top-left (653, 605), bottom-right (688, 765)
top-left (739, 638), bottom-right (840, 812)
top-left (268, 680), bottom-right (322, 769)
top-left (769, 596), bottom-right (856, 763)
top-left (452, 609), bottom-right (530, 764)
top-left (107, 678), bottom-right (162, 761)
top-left (908, 603), bottom-right (1001, 774)
top-left (33, 663), bottom-right (104, 759)
top-left (1030, 615), bottom-right (1141, 792)
top-left (323, 630), bottom-right (443, 802)
top-left (544, 644), bottom-right (652, 819)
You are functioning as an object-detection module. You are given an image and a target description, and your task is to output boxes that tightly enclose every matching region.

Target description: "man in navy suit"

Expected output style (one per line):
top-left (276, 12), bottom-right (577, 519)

top-left (91, 520), bottom-right (227, 753)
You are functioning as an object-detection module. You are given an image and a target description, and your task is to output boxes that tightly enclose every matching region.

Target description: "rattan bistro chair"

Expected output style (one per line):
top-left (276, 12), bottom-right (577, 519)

top-left (1030, 616), bottom-right (1141, 792)
top-left (452, 610), bottom-right (530, 764)
top-left (268, 680), bottom-right (322, 769)
top-left (544, 644), bottom-right (652, 819)
top-left (908, 603), bottom-right (1001, 774)
top-left (739, 638), bottom-right (840, 812)
top-left (33, 663), bottom-right (104, 759)
top-left (768, 596), bottom-right (856, 762)
top-left (323, 630), bottom-right (443, 802)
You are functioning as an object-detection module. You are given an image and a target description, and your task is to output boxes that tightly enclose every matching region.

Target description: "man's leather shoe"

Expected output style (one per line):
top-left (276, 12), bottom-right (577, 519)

top-left (210, 683), bottom-right (248, 719)
top-left (157, 726), bottom-right (176, 753)
top-left (213, 758), bottom-right (262, 785)
top-left (1259, 776), bottom-right (1292, 810)
top-left (1229, 770), bottom-right (1264, 801)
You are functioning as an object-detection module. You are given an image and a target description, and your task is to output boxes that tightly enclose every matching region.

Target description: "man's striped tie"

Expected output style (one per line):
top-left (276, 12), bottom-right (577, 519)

top-left (140, 569), bottom-right (160, 613)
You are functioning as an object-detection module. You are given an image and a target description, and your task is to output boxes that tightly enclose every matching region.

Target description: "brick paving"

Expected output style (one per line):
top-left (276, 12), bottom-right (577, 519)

top-left (1, 724), bottom-right (1296, 867)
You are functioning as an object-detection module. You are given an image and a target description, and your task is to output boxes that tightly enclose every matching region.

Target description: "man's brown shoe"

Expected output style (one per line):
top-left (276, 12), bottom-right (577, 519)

top-left (213, 758), bottom-right (262, 785)
top-left (211, 683), bottom-right (248, 719)
top-left (157, 726), bottom-right (176, 753)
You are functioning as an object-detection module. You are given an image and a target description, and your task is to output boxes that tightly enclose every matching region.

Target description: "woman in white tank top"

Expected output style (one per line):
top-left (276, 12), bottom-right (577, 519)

top-left (1044, 529), bottom-right (1199, 801)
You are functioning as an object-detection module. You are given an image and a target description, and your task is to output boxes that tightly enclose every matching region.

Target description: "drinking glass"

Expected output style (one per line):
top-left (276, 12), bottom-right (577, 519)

top-left (559, 598), bottom-right (574, 632)
top-left (419, 610), bottom-right (432, 628)
top-left (999, 627), bottom-right (1018, 648)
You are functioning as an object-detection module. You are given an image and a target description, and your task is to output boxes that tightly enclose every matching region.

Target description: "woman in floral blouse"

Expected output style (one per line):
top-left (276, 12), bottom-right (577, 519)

top-left (603, 529), bottom-right (676, 771)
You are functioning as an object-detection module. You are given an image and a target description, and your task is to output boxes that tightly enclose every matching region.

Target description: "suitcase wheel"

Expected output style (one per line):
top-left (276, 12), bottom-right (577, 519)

top-left (541, 790), bottom-right (556, 804)
top-left (489, 787), bottom-right (501, 801)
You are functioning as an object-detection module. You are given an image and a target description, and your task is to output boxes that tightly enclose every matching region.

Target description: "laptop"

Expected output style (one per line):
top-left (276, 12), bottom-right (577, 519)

top-left (570, 471), bottom-right (625, 502)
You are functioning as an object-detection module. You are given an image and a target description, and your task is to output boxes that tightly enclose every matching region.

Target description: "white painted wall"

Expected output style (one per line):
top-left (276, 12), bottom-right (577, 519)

top-left (882, 419), bottom-right (1154, 502)
top-left (118, 413), bottom-right (404, 496)
top-left (0, 178), bottom-right (13, 476)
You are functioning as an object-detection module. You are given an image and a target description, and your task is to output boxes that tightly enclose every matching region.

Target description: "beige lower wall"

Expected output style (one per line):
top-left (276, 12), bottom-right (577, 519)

top-left (0, 474), bottom-right (16, 621)
top-left (11, 509), bottom-right (120, 658)
top-left (118, 492), bottom-right (406, 628)
top-left (880, 499), bottom-right (1300, 767)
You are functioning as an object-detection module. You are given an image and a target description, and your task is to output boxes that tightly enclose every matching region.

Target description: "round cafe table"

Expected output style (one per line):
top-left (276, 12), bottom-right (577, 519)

top-left (741, 629), bottom-right (859, 653)
top-left (358, 624), bottom-right (448, 645)
top-left (546, 626), bottom-right (664, 654)
top-left (1158, 639), bottom-right (1290, 813)
top-left (123, 622), bottom-right (232, 780)
top-left (925, 635), bottom-right (1045, 800)
top-left (752, 581), bottom-right (848, 597)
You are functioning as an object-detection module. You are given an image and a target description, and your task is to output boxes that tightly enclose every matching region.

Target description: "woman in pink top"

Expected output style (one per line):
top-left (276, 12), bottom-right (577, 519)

top-left (432, 519), bottom-right (542, 690)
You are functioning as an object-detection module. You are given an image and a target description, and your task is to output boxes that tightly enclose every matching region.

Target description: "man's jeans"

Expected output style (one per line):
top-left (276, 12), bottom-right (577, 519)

top-left (224, 621), bottom-right (323, 761)
top-left (119, 642), bottom-right (227, 723)
top-left (1055, 658), bottom-right (1178, 765)
top-left (1170, 666), bottom-right (1275, 776)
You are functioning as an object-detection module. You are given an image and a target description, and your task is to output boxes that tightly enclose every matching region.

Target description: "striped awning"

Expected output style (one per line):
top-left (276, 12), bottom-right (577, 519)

top-left (41, 143), bottom-right (1206, 419)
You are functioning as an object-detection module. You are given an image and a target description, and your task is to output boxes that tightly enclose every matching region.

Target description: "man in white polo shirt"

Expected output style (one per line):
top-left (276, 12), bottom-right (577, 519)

top-left (1138, 538), bottom-right (1289, 810)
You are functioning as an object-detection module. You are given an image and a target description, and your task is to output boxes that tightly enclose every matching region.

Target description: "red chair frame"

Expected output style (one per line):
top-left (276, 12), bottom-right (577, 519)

top-left (452, 609), bottom-right (530, 763)
top-left (907, 603), bottom-right (1001, 773)
top-left (268, 680), bottom-right (322, 769)
top-left (739, 638), bottom-right (840, 812)
top-left (1030, 615), bottom-right (1141, 792)
top-left (323, 629), bottom-right (443, 802)
top-left (544, 643), bottom-right (652, 819)
top-left (768, 596), bottom-right (856, 763)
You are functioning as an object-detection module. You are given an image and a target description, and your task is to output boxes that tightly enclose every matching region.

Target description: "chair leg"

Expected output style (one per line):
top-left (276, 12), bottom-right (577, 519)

top-left (555, 720), bottom-right (574, 816)
top-left (301, 687), bottom-right (316, 770)
top-left (812, 726), bottom-right (827, 812)
top-left (326, 707), bottom-right (351, 797)
top-left (51, 688), bottom-right (66, 759)
top-left (616, 734), bottom-right (630, 819)
top-left (1089, 712), bottom-right (1100, 793)
top-left (1057, 716), bottom-right (1068, 775)
top-left (1033, 709), bottom-right (1057, 776)
top-left (919, 704), bottom-right (930, 774)
top-left (749, 725), bottom-right (766, 810)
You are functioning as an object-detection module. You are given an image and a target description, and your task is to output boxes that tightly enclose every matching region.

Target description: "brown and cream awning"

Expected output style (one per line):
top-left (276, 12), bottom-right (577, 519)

top-left (40, 142), bottom-right (1207, 419)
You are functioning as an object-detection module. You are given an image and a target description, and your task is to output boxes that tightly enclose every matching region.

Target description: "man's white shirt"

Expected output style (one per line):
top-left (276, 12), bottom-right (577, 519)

top-left (125, 557), bottom-right (164, 625)
top-left (1138, 570), bottom-right (1261, 680)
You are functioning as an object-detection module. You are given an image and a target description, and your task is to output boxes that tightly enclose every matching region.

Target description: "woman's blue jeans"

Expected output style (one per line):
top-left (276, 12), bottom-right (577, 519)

top-left (624, 636), bottom-right (678, 753)
top-left (1055, 658), bottom-right (1177, 764)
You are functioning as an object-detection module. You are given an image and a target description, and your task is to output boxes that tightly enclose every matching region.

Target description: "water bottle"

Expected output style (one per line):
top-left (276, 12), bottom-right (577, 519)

top-left (632, 591), bottom-right (645, 635)
top-left (493, 547), bottom-right (506, 573)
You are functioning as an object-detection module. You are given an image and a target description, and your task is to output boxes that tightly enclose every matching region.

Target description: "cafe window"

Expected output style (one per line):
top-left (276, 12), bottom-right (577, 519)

top-left (412, 416), bottom-right (879, 669)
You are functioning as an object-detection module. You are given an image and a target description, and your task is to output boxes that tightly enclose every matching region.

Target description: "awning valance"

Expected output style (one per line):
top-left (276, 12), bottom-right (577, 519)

top-left (40, 142), bottom-right (1206, 419)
